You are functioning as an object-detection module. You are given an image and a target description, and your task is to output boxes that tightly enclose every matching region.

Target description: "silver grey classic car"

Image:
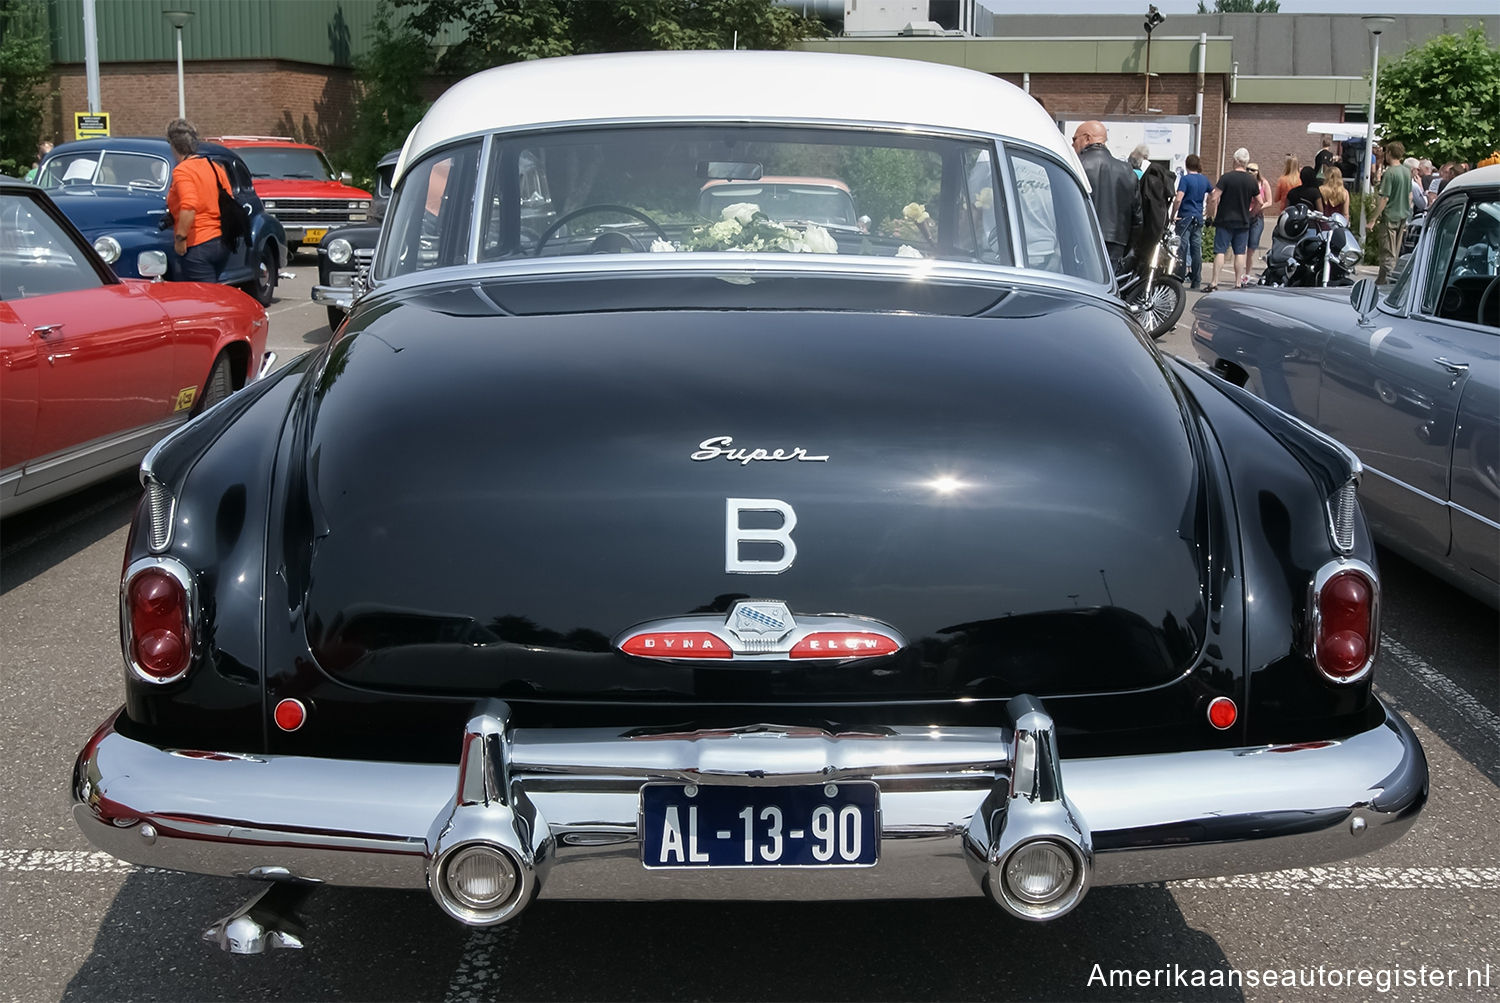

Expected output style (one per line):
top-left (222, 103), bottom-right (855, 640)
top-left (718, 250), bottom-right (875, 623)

top-left (72, 50), bottom-right (1426, 954)
top-left (1194, 164), bottom-right (1500, 607)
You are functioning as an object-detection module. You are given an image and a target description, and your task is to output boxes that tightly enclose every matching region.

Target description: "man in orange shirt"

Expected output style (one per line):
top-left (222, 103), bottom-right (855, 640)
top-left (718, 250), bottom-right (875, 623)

top-left (165, 118), bottom-right (230, 282)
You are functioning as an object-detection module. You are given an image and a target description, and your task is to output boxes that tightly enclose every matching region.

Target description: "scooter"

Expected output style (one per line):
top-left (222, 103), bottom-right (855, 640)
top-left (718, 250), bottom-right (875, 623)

top-left (1259, 205), bottom-right (1362, 288)
top-left (1116, 209), bottom-right (1186, 339)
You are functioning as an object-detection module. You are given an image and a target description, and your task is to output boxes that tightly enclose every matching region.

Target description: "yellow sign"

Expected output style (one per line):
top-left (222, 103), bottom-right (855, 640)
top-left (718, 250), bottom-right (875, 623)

top-left (74, 112), bottom-right (110, 140)
top-left (173, 387), bottom-right (198, 412)
top-left (303, 227), bottom-right (328, 245)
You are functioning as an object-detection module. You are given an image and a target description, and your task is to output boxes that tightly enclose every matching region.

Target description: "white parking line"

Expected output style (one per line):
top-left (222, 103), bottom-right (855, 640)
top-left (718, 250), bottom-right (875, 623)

top-left (444, 927), bottom-right (516, 1003)
top-left (1381, 633), bottom-right (1500, 740)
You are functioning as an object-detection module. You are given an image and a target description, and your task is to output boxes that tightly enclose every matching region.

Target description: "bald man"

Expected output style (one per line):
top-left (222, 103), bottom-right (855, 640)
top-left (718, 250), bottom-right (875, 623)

top-left (1072, 120), bottom-right (1140, 271)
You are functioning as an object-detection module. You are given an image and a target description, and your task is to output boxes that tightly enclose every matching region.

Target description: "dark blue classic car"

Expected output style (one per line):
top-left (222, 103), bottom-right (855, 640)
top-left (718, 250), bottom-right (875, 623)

top-left (36, 137), bottom-right (286, 305)
top-left (71, 52), bottom-right (1425, 954)
top-left (1194, 164), bottom-right (1499, 607)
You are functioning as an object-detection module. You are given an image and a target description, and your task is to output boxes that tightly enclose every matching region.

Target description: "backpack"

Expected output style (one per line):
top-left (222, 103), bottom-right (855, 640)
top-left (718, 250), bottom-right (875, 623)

top-left (203, 158), bottom-right (250, 249)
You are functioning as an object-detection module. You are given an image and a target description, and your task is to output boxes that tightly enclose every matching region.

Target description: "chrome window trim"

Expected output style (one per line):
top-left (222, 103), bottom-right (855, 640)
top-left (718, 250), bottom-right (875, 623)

top-left (120, 555), bottom-right (199, 686)
top-left (1307, 558), bottom-right (1379, 686)
top-left (355, 255), bottom-right (1123, 319)
top-left (1411, 198), bottom-right (1468, 319)
top-left (376, 118), bottom-right (1111, 294)
top-left (467, 133), bottom-right (494, 266)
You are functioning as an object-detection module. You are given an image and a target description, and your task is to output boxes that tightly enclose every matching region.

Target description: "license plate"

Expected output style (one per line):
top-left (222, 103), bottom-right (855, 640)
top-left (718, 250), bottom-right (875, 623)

top-left (640, 782), bottom-right (879, 868)
top-left (304, 227), bottom-right (328, 244)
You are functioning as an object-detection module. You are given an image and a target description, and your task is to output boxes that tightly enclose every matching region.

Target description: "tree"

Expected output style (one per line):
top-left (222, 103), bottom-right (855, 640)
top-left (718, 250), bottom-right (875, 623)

top-left (345, 1), bottom-right (432, 187)
top-left (1376, 27), bottom-right (1500, 166)
top-left (1196, 1), bottom-right (1280, 12)
top-left (0, 0), bottom-right (52, 178)
top-left (399, 0), bottom-right (826, 77)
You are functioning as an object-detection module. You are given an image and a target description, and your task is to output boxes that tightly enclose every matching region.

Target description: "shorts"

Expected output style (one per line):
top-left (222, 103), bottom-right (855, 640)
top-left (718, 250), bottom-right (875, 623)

top-left (1214, 225), bottom-right (1250, 256)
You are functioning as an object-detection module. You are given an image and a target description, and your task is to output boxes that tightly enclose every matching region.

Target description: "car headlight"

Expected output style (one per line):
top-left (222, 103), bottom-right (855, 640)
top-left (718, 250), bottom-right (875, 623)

top-left (263, 200), bottom-right (277, 210)
top-left (93, 235), bottom-right (121, 264)
top-left (348, 200), bottom-right (362, 209)
top-left (326, 237), bottom-right (353, 265)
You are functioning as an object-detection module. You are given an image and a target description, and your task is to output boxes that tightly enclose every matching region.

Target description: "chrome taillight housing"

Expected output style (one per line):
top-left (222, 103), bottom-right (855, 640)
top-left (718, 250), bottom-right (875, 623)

top-left (1309, 560), bottom-right (1378, 684)
top-left (121, 557), bottom-right (196, 684)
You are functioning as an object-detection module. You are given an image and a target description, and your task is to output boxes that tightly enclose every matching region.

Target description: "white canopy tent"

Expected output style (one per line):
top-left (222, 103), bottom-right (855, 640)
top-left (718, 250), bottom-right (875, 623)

top-left (1306, 121), bottom-right (1384, 142)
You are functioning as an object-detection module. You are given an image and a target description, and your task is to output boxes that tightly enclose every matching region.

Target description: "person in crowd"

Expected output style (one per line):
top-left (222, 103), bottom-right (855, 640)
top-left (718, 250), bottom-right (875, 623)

top-left (1417, 159), bottom-right (1436, 194)
top-left (1319, 166), bottom-right (1350, 217)
top-left (1274, 155), bottom-right (1300, 212)
top-left (1172, 153), bottom-right (1212, 290)
top-left (1072, 120), bottom-right (1140, 271)
top-left (1404, 156), bottom-right (1427, 213)
top-left (164, 118), bottom-right (230, 282)
top-left (1373, 141), bottom-right (1412, 284)
top-left (1370, 144), bottom-right (1383, 188)
top-left (1245, 163), bottom-right (1271, 274)
top-left (1313, 137), bottom-right (1334, 181)
top-left (1430, 162), bottom-right (1457, 196)
top-left (1204, 147), bottom-right (1258, 292)
top-left (23, 140), bottom-right (53, 182)
top-left (1286, 165), bottom-right (1322, 212)
top-left (1128, 143), bottom-right (1150, 179)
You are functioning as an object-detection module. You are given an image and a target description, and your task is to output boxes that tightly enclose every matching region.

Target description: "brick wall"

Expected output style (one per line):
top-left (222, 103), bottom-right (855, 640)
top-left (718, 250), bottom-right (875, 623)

top-left (48, 60), bottom-right (358, 154)
top-left (1225, 102), bottom-right (1345, 185)
top-left (994, 72), bottom-right (1227, 176)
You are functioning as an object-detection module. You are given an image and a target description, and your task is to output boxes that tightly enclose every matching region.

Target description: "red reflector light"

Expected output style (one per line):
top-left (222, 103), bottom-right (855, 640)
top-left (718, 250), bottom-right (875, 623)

top-left (274, 699), bottom-right (307, 732)
top-left (126, 567), bottom-right (190, 679)
top-left (788, 632), bottom-right (901, 659)
top-left (1316, 569), bottom-right (1375, 680)
top-left (1207, 696), bottom-right (1237, 730)
top-left (620, 632), bottom-right (733, 659)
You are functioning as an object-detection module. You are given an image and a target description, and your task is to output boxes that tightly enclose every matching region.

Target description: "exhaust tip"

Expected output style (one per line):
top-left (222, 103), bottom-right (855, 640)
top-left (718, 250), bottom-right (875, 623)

top-left (431, 841), bottom-right (533, 926)
top-left (991, 838), bottom-right (1090, 921)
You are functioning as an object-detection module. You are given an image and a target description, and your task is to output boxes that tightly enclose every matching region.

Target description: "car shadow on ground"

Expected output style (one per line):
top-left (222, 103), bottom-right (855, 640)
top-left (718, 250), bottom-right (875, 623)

top-left (0, 471), bottom-right (138, 595)
top-left (63, 876), bottom-right (1242, 1001)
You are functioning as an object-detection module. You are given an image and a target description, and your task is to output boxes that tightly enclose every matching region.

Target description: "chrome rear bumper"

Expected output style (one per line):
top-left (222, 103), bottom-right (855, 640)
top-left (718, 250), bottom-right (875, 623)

top-left (73, 698), bottom-right (1426, 917)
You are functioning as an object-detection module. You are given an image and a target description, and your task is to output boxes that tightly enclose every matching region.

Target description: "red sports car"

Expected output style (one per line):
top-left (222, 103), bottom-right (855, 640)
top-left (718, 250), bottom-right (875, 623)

top-left (0, 178), bottom-right (273, 516)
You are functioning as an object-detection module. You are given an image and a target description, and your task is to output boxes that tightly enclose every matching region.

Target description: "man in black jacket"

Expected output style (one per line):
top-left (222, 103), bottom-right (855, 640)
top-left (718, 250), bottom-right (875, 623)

top-left (1073, 121), bottom-right (1141, 271)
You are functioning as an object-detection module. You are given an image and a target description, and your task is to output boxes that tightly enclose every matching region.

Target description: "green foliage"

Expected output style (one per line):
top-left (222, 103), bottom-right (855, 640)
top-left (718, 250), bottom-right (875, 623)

top-left (0, 0), bottom-right (52, 178)
top-left (345, 1), bottom-right (432, 188)
top-left (399, 0), bottom-right (826, 76)
top-left (1376, 27), bottom-right (1500, 166)
top-left (1201, 223), bottom-right (1215, 264)
top-left (1195, 0), bottom-right (1280, 12)
top-left (835, 148), bottom-right (941, 236)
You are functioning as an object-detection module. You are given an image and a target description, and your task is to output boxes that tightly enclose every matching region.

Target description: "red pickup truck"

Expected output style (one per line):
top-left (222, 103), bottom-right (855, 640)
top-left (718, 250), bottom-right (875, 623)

top-left (212, 136), bottom-right (372, 253)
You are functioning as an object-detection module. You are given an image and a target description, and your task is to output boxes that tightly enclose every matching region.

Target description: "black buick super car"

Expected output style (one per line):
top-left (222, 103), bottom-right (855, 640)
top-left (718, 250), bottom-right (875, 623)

top-left (73, 50), bottom-right (1427, 954)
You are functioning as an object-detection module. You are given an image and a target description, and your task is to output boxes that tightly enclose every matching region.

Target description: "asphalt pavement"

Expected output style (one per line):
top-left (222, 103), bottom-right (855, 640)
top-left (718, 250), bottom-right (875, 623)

top-left (0, 252), bottom-right (1495, 1003)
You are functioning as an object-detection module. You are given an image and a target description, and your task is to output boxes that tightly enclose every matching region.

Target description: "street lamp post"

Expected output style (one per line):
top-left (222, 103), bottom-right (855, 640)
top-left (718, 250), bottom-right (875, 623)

top-left (1143, 5), bottom-right (1166, 114)
top-left (163, 9), bottom-right (194, 119)
top-left (1361, 16), bottom-right (1396, 238)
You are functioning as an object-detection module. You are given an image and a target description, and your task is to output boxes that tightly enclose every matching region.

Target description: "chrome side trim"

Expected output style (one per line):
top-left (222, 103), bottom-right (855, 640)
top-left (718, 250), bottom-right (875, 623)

top-left (73, 702), bottom-right (1426, 903)
top-left (119, 556), bottom-right (198, 686)
top-left (0, 418), bottom-right (184, 518)
top-left (1363, 465), bottom-right (1449, 508)
top-left (1452, 500), bottom-right (1500, 532)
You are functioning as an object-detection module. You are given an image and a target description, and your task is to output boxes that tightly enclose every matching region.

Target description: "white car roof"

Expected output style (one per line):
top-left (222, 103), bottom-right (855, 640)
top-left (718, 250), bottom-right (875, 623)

top-left (1439, 163), bottom-right (1500, 197)
top-left (398, 49), bottom-right (1081, 184)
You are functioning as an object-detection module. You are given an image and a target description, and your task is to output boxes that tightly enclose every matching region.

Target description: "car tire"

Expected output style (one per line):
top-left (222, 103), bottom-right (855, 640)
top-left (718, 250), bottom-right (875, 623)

top-left (1130, 275), bottom-right (1186, 340)
top-left (195, 353), bottom-right (235, 416)
top-left (245, 245), bottom-right (277, 307)
top-left (327, 306), bottom-right (345, 333)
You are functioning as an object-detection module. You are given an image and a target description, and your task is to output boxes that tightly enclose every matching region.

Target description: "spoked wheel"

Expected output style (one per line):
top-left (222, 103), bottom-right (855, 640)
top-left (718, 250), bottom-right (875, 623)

top-left (1129, 275), bottom-right (1186, 340)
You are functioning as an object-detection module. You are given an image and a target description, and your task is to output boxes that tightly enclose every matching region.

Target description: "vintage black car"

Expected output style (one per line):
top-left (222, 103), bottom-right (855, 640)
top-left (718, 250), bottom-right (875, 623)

top-left (1194, 164), bottom-right (1499, 607)
top-left (312, 149), bottom-right (399, 332)
top-left (73, 51), bottom-right (1426, 953)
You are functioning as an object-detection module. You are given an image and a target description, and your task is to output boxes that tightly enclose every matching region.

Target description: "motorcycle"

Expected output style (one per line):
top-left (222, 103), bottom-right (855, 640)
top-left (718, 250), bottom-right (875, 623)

top-left (1115, 209), bottom-right (1186, 340)
top-left (1259, 204), bottom-right (1362, 288)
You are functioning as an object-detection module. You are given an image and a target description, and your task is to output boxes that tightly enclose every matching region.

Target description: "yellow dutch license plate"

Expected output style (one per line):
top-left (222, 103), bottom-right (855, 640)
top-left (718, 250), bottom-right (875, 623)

top-left (304, 228), bottom-right (328, 244)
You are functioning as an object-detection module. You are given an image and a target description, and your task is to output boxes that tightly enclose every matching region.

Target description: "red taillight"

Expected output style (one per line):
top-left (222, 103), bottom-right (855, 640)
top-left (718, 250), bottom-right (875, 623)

top-left (788, 632), bottom-right (901, 659)
top-left (127, 567), bottom-right (191, 679)
top-left (620, 632), bottom-right (733, 659)
top-left (1315, 569), bottom-right (1375, 681)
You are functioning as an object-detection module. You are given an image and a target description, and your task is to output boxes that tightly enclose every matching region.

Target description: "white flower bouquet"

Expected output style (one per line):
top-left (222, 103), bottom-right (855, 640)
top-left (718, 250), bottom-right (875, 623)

top-left (652, 203), bottom-right (839, 255)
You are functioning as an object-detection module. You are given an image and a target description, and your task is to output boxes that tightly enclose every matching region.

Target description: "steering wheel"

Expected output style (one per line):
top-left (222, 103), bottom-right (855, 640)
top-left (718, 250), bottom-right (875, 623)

top-left (533, 204), bottom-right (669, 257)
top-left (1478, 275), bottom-right (1499, 328)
